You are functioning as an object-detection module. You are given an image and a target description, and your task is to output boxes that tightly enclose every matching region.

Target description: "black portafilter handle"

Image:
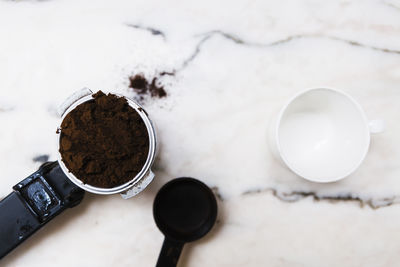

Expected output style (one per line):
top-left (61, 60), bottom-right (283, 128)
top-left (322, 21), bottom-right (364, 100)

top-left (0, 161), bottom-right (85, 259)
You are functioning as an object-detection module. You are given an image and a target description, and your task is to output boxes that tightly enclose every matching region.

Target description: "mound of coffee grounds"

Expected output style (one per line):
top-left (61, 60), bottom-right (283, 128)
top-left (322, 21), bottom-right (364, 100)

top-left (59, 91), bottom-right (149, 188)
top-left (129, 74), bottom-right (167, 99)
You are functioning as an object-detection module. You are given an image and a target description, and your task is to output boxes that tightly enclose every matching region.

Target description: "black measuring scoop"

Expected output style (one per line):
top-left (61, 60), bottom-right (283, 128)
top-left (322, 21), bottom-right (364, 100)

top-left (153, 177), bottom-right (218, 267)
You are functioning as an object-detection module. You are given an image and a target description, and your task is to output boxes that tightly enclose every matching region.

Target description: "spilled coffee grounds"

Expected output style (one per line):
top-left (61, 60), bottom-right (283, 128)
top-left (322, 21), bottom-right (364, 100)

top-left (129, 74), bottom-right (167, 99)
top-left (59, 91), bottom-right (149, 188)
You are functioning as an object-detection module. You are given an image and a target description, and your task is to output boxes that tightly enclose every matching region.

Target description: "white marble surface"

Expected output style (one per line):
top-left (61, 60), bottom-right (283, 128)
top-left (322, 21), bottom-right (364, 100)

top-left (1, 0), bottom-right (400, 266)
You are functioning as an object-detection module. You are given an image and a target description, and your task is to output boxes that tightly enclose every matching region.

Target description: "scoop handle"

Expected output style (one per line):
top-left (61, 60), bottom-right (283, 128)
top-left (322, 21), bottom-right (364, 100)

top-left (156, 237), bottom-right (184, 267)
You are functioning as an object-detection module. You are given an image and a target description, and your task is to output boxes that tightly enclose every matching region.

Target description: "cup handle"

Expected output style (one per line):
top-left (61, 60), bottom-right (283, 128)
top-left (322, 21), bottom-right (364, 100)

top-left (369, 119), bottom-right (385, 134)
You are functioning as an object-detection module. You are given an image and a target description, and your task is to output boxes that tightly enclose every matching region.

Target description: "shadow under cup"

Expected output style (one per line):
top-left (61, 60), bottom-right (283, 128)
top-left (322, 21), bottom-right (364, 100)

top-left (277, 89), bottom-right (370, 182)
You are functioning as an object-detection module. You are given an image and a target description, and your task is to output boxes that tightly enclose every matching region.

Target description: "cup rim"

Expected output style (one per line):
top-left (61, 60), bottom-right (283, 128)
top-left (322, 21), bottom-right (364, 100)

top-left (275, 87), bottom-right (370, 183)
top-left (56, 93), bottom-right (157, 194)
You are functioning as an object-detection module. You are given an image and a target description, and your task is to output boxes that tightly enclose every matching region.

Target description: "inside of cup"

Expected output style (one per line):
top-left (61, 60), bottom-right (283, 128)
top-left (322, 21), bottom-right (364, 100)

top-left (278, 89), bottom-right (369, 182)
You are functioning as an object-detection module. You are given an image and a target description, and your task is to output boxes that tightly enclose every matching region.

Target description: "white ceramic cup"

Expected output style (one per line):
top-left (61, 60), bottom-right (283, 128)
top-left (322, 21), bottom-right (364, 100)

top-left (268, 88), bottom-right (384, 183)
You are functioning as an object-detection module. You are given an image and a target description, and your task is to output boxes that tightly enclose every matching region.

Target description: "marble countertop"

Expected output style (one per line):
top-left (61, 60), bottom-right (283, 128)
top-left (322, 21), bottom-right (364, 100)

top-left (1, 0), bottom-right (400, 266)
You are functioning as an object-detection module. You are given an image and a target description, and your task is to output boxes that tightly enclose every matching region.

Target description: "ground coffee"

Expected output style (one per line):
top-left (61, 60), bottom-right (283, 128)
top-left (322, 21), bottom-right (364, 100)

top-left (129, 74), bottom-right (167, 99)
top-left (59, 91), bottom-right (149, 188)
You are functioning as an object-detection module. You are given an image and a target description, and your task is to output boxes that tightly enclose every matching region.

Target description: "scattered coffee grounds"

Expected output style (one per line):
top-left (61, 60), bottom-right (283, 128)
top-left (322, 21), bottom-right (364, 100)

top-left (32, 154), bottom-right (50, 163)
top-left (129, 74), bottom-right (167, 99)
top-left (59, 91), bottom-right (149, 188)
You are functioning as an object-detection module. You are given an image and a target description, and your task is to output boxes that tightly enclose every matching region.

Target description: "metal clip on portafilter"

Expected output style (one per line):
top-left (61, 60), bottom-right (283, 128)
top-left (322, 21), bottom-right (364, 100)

top-left (0, 161), bottom-right (85, 259)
